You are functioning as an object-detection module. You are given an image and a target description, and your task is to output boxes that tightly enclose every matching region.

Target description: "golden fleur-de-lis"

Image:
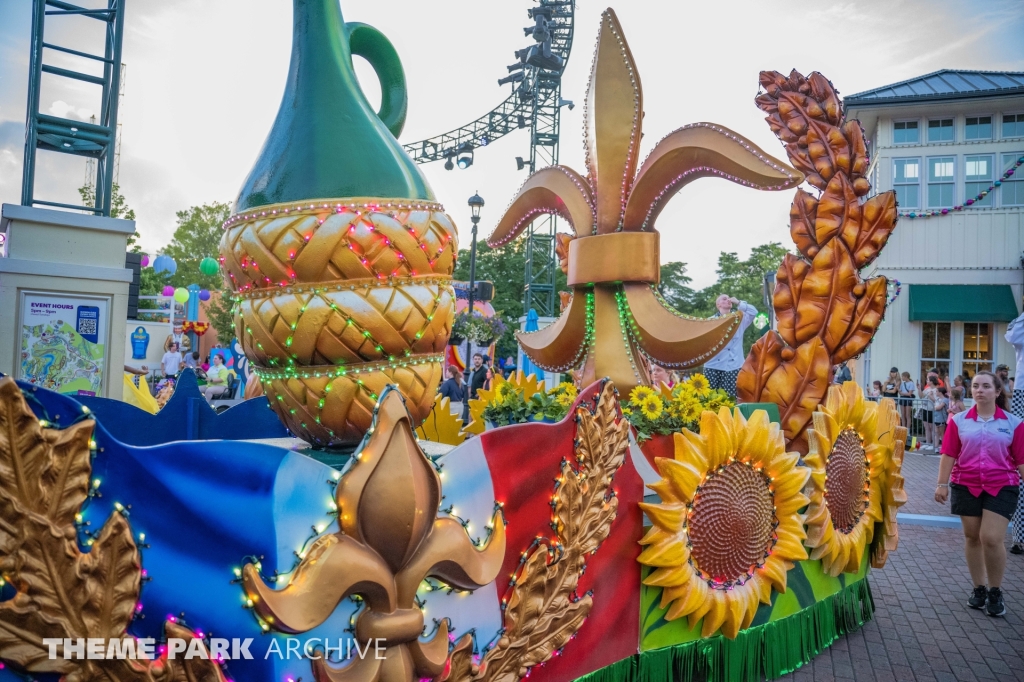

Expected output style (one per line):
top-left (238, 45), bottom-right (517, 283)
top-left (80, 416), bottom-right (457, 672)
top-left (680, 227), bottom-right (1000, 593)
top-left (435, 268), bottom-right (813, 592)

top-left (242, 387), bottom-right (506, 682)
top-left (488, 9), bottom-right (803, 397)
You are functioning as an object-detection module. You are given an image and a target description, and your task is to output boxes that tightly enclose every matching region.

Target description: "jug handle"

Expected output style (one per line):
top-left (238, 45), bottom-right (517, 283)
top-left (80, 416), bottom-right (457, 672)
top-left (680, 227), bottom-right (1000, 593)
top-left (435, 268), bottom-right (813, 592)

top-left (345, 22), bottom-right (408, 139)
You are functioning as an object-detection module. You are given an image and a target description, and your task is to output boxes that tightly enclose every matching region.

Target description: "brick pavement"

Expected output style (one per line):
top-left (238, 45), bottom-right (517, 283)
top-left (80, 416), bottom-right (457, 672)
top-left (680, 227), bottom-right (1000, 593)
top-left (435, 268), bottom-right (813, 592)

top-left (901, 453), bottom-right (954, 517)
top-left (776, 524), bottom-right (1024, 681)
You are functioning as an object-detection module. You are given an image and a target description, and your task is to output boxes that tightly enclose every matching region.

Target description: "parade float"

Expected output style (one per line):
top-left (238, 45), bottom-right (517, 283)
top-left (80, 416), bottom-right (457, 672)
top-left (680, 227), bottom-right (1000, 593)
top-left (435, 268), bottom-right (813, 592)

top-left (0, 3), bottom-right (907, 682)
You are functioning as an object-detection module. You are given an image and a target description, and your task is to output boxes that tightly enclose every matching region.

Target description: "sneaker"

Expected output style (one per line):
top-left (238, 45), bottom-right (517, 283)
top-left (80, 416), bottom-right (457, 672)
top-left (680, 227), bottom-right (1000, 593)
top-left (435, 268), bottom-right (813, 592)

top-left (987, 587), bottom-right (1006, 617)
top-left (1011, 544), bottom-right (1024, 555)
top-left (968, 585), bottom-right (988, 609)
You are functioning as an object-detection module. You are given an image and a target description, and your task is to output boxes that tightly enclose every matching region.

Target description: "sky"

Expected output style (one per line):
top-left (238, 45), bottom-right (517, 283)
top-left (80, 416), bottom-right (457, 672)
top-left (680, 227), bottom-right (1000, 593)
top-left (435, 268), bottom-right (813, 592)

top-left (1, 0), bottom-right (1023, 289)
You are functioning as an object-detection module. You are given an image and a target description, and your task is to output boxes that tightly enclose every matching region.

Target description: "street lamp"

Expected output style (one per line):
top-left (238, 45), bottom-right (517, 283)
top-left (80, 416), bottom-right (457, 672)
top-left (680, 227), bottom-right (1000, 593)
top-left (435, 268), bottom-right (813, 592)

top-left (463, 192), bottom-right (485, 422)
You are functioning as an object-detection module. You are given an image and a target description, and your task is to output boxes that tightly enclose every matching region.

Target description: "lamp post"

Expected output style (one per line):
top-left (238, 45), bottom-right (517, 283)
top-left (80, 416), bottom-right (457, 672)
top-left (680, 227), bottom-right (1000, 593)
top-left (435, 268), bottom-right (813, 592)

top-left (464, 192), bottom-right (484, 422)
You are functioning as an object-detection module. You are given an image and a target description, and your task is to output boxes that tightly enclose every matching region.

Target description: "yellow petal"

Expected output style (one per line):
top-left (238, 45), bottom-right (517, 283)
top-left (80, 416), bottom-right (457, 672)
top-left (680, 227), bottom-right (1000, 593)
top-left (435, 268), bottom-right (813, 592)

top-left (659, 458), bottom-right (704, 501)
top-left (637, 538), bottom-right (688, 567)
top-left (644, 562), bottom-right (693, 587)
top-left (701, 597), bottom-right (728, 638)
top-left (639, 502), bottom-right (686, 532)
top-left (720, 592), bottom-right (744, 639)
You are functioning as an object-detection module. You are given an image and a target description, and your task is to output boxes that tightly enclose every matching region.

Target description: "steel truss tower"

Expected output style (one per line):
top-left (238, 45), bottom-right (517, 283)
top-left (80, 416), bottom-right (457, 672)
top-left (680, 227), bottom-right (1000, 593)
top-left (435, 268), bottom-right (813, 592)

top-left (21, 0), bottom-right (125, 216)
top-left (403, 0), bottom-right (574, 318)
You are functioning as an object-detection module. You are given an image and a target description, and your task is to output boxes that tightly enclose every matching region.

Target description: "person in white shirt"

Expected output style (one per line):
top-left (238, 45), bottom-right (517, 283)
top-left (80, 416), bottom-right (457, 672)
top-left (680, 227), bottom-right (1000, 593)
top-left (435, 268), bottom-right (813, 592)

top-left (161, 343), bottom-right (183, 379)
top-left (202, 354), bottom-right (230, 402)
top-left (1004, 312), bottom-right (1024, 554)
top-left (702, 294), bottom-right (756, 398)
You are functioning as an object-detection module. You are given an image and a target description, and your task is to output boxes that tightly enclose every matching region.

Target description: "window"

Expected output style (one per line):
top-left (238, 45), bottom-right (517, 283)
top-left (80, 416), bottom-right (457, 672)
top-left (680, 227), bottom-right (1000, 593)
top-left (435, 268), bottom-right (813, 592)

top-left (965, 116), bottom-right (992, 140)
top-left (920, 322), bottom-right (951, 387)
top-left (1002, 153), bottom-right (1024, 206)
top-left (1003, 114), bottom-right (1024, 139)
top-left (965, 155), bottom-right (994, 207)
top-left (893, 158), bottom-right (920, 208)
top-left (928, 118), bottom-right (954, 142)
top-left (927, 157), bottom-right (955, 208)
top-left (894, 120), bottom-right (919, 145)
top-left (962, 323), bottom-right (993, 380)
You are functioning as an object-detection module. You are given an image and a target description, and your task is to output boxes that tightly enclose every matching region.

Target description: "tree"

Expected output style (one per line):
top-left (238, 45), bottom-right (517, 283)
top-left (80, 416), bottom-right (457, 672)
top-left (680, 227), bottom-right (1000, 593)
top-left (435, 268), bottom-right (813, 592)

top-left (78, 183), bottom-right (141, 252)
top-left (161, 202), bottom-right (234, 342)
top-left (453, 238), bottom-right (568, 362)
top-left (658, 261), bottom-right (697, 314)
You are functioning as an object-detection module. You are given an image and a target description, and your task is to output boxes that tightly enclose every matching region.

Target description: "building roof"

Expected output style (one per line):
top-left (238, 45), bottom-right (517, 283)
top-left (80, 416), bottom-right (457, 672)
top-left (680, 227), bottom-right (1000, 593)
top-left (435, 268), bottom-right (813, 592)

top-left (844, 70), bottom-right (1024, 107)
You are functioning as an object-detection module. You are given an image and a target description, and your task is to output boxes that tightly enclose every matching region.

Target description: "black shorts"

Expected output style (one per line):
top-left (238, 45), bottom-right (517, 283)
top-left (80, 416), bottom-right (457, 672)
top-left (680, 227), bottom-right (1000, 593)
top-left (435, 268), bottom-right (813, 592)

top-left (950, 484), bottom-right (1020, 520)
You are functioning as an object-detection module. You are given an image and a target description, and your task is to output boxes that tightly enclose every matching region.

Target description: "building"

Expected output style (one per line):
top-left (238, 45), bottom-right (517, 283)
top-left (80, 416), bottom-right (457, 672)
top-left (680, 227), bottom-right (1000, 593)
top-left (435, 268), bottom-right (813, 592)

top-left (844, 70), bottom-right (1024, 388)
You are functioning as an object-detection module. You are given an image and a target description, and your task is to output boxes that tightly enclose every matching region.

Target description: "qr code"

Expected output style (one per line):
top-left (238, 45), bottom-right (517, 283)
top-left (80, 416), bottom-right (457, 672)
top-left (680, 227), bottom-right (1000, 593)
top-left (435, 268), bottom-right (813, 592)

top-left (78, 318), bottom-right (97, 335)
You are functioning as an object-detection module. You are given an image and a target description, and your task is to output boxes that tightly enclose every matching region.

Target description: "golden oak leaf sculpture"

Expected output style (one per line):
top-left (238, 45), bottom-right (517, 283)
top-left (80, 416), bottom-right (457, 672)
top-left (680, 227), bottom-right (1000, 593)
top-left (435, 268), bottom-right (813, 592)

top-left (443, 381), bottom-right (629, 682)
top-left (242, 387), bottom-right (506, 682)
top-left (488, 9), bottom-right (803, 397)
top-left (0, 377), bottom-right (226, 682)
top-left (737, 70), bottom-right (898, 454)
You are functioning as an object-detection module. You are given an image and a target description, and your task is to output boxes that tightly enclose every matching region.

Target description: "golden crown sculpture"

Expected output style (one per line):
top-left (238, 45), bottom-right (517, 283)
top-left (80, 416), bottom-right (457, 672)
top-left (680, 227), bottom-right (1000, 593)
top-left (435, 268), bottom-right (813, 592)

top-left (487, 10), bottom-right (803, 397)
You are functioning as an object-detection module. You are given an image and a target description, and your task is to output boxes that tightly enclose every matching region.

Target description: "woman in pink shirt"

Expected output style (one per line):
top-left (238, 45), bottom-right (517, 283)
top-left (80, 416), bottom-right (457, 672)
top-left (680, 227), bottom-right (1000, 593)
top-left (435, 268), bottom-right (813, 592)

top-left (935, 371), bottom-right (1024, 617)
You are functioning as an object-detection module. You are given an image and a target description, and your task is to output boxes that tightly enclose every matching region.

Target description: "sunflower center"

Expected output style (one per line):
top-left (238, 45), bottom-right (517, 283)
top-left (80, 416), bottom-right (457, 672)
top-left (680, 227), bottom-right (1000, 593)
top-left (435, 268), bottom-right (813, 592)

top-left (688, 461), bottom-right (775, 587)
top-left (824, 428), bottom-right (869, 534)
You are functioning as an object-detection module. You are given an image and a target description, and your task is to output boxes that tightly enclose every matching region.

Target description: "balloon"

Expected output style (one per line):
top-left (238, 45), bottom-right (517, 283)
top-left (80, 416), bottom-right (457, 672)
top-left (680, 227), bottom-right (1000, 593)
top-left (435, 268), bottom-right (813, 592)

top-left (162, 285), bottom-right (175, 297)
top-left (153, 255), bottom-right (177, 276)
top-left (140, 254), bottom-right (150, 267)
top-left (199, 289), bottom-right (211, 301)
top-left (199, 257), bottom-right (220, 277)
top-left (173, 287), bottom-right (190, 304)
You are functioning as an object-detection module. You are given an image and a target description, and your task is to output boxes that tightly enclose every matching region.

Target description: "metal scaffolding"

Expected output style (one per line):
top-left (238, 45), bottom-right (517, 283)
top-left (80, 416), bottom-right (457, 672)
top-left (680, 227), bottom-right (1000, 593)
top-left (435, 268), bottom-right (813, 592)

top-left (21, 0), bottom-right (126, 216)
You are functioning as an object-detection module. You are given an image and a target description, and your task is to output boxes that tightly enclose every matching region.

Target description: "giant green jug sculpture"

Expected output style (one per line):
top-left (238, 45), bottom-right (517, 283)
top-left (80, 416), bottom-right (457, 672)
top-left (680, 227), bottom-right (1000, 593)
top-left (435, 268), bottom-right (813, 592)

top-left (221, 0), bottom-right (457, 448)
top-left (235, 0), bottom-right (433, 209)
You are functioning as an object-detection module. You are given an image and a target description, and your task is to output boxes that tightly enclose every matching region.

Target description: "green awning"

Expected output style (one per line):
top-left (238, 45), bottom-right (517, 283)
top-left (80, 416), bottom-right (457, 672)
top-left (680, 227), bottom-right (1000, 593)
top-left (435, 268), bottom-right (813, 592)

top-left (908, 284), bottom-right (1019, 322)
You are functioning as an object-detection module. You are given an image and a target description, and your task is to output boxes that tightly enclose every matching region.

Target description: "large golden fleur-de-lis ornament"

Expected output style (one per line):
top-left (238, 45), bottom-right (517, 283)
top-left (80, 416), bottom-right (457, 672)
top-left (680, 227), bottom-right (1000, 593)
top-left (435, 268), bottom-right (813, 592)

top-left (489, 9), bottom-right (803, 396)
top-left (242, 387), bottom-right (506, 682)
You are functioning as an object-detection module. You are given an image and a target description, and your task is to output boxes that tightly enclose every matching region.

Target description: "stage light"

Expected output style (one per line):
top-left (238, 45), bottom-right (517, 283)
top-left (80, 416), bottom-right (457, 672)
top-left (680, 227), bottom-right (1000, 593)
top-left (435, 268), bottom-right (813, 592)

top-left (456, 145), bottom-right (474, 169)
top-left (516, 157), bottom-right (527, 171)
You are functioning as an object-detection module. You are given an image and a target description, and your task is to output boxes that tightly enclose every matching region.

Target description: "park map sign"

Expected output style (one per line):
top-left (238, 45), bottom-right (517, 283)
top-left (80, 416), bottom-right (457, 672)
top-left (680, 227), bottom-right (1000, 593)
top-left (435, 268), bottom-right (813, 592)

top-left (19, 292), bottom-right (108, 396)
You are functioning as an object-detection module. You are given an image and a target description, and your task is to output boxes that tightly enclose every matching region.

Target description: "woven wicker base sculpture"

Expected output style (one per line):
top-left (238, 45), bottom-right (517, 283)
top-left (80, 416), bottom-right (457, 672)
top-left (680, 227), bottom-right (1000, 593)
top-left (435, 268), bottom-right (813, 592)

top-left (219, 0), bottom-right (458, 446)
top-left (221, 201), bottom-right (457, 446)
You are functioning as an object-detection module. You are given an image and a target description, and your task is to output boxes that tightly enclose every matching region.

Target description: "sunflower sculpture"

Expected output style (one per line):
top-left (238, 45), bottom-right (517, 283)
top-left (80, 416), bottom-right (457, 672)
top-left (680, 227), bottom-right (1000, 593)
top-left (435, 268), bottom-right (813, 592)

top-left (803, 382), bottom-right (886, 577)
top-left (638, 408), bottom-right (810, 638)
top-left (871, 398), bottom-right (907, 568)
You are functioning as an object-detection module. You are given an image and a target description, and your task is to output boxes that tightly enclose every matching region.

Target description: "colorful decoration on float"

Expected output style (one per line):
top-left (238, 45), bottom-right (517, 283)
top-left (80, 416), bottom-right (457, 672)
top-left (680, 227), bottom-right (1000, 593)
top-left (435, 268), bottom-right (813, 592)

top-left (803, 382), bottom-right (888, 576)
top-left (871, 397), bottom-right (908, 568)
top-left (479, 379), bottom-right (578, 428)
top-left (637, 408), bottom-right (810, 638)
top-left (445, 381), bottom-right (630, 681)
top-left (623, 374), bottom-right (733, 444)
top-left (487, 9), bottom-right (802, 398)
top-left (737, 69), bottom-right (897, 454)
top-left (242, 387), bottom-right (506, 681)
top-left (414, 394), bottom-right (466, 445)
top-left (464, 371), bottom-right (547, 434)
top-left (218, 0), bottom-right (458, 447)
top-left (901, 156), bottom-right (1023, 218)
top-left (173, 287), bottom-right (190, 303)
top-left (0, 378), bottom-right (226, 680)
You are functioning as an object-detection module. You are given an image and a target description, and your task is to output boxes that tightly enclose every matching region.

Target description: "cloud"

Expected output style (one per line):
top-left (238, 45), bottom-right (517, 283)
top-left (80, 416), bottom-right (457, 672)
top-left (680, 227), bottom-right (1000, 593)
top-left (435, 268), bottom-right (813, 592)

top-left (0, 120), bottom-right (23, 150)
top-left (47, 100), bottom-right (95, 122)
